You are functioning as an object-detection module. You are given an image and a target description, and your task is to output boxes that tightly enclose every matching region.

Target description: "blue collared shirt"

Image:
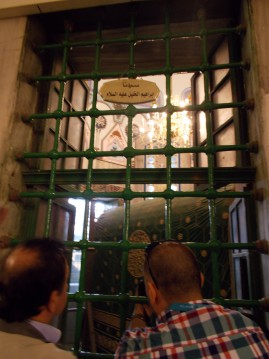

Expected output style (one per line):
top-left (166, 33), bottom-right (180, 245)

top-left (29, 320), bottom-right (61, 343)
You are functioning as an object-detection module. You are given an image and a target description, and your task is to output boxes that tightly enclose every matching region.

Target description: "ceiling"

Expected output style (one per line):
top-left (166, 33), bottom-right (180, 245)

top-left (38, 0), bottom-right (243, 73)
top-left (0, 0), bottom-right (144, 19)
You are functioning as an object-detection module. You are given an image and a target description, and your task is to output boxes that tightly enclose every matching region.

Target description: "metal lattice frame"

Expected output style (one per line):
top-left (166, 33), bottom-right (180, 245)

top-left (20, 5), bottom-right (264, 358)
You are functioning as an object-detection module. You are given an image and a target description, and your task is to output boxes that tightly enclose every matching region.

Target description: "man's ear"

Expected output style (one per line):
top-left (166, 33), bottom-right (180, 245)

top-left (146, 280), bottom-right (167, 316)
top-left (200, 272), bottom-right (205, 288)
top-left (147, 281), bottom-right (158, 306)
top-left (47, 290), bottom-right (59, 314)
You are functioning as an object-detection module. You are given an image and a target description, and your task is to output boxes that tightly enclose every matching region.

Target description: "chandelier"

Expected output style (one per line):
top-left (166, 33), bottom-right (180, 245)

top-left (139, 96), bottom-right (193, 148)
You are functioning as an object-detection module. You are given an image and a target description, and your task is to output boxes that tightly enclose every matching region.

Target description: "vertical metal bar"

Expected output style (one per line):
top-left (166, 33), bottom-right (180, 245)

top-left (118, 10), bottom-right (135, 335)
top-left (199, 9), bottom-right (220, 298)
top-left (73, 18), bottom-right (103, 351)
top-left (118, 168), bottom-right (131, 334)
top-left (129, 11), bottom-right (135, 74)
top-left (228, 32), bottom-right (249, 167)
top-left (164, 4), bottom-right (172, 240)
top-left (119, 200), bottom-right (130, 334)
top-left (119, 151), bottom-right (132, 334)
top-left (44, 26), bottom-right (69, 236)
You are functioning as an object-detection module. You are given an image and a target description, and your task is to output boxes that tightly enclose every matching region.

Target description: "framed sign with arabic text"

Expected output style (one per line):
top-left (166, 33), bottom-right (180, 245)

top-left (99, 78), bottom-right (160, 104)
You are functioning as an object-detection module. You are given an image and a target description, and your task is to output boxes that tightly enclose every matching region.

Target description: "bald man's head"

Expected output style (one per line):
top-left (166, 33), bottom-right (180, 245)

top-left (5, 246), bottom-right (40, 274)
top-left (0, 238), bottom-right (68, 322)
top-left (144, 241), bottom-right (202, 302)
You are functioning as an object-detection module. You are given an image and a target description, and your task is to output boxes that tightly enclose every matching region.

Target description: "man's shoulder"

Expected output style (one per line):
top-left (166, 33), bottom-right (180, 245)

top-left (42, 343), bottom-right (76, 358)
top-left (0, 331), bottom-right (75, 358)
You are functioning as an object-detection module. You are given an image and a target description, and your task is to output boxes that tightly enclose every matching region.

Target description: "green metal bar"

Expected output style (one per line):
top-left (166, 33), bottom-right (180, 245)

top-left (37, 24), bottom-right (244, 51)
top-left (128, 11), bottom-right (136, 75)
top-left (22, 142), bottom-right (256, 161)
top-left (73, 18), bottom-right (104, 352)
top-left (20, 189), bottom-right (254, 201)
top-left (12, 238), bottom-right (257, 251)
top-left (33, 60), bottom-right (247, 83)
top-left (118, 162), bottom-right (132, 335)
top-left (119, 200), bottom-right (130, 334)
top-left (118, 12), bottom-right (136, 335)
top-left (67, 292), bottom-right (263, 308)
top-left (43, 26), bottom-right (70, 236)
top-left (164, 4), bottom-right (172, 241)
top-left (199, 10), bottom-right (221, 299)
top-left (27, 100), bottom-right (251, 122)
top-left (77, 352), bottom-right (113, 359)
top-left (72, 199), bottom-right (91, 351)
top-left (77, 353), bottom-right (113, 359)
top-left (22, 167), bottom-right (256, 186)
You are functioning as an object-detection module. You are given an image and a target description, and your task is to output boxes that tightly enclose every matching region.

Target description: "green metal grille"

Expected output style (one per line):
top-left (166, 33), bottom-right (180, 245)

top-left (19, 3), bottom-right (263, 358)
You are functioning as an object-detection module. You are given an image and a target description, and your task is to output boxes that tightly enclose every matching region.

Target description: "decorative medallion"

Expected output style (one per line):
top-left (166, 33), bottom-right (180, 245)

top-left (128, 230), bottom-right (151, 278)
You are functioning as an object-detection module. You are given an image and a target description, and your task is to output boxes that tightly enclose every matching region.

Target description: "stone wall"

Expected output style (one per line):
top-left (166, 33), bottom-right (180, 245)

top-left (242, 0), bottom-right (269, 323)
top-left (0, 16), bottom-right (45, 241)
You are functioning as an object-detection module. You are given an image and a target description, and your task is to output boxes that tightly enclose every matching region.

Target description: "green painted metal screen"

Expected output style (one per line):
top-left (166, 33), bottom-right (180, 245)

top-left (20, 3), bottom-right (266, 358)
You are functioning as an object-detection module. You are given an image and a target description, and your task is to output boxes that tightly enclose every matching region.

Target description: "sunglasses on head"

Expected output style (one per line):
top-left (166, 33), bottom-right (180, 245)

top-left (145, 240), bottom-right (181, 289)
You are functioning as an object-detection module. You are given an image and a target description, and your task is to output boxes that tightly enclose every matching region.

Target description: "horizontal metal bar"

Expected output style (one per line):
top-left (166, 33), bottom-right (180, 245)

top-left (11, 239), bottom-right (257, 251)
top-left (77, 352), bottom-right (113, 359)
top-left (27, 100), bottom-right (250, 121)
top-left (67, 291), bottom-right (263, 311)
top-left (22, 167), bottom-right (255, 186)
top-left (20, 190), bottom-right (253, 200)
top-left (60, 241), bottom-right (259, 252)
top-left (21, 144), bottom-right (252, 160)
top-left (38, 25), bottom-right (244, 52)
top-left (33, 61), bottom-right (247, 83)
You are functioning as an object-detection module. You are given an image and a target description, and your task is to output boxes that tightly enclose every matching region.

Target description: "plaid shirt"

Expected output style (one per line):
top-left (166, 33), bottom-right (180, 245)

top-left (115, 301), bottom-right (269, 358)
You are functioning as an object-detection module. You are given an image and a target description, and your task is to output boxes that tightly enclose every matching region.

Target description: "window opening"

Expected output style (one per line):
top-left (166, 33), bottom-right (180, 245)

top-left (20, 2), bottom-right (261, 356)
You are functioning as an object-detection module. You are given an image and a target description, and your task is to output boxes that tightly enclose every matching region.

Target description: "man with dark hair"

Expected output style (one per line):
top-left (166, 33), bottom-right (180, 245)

top-left (115, 241), bottom-right (269, 358)
top-left (0, 238), bottom-right (75, 358)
